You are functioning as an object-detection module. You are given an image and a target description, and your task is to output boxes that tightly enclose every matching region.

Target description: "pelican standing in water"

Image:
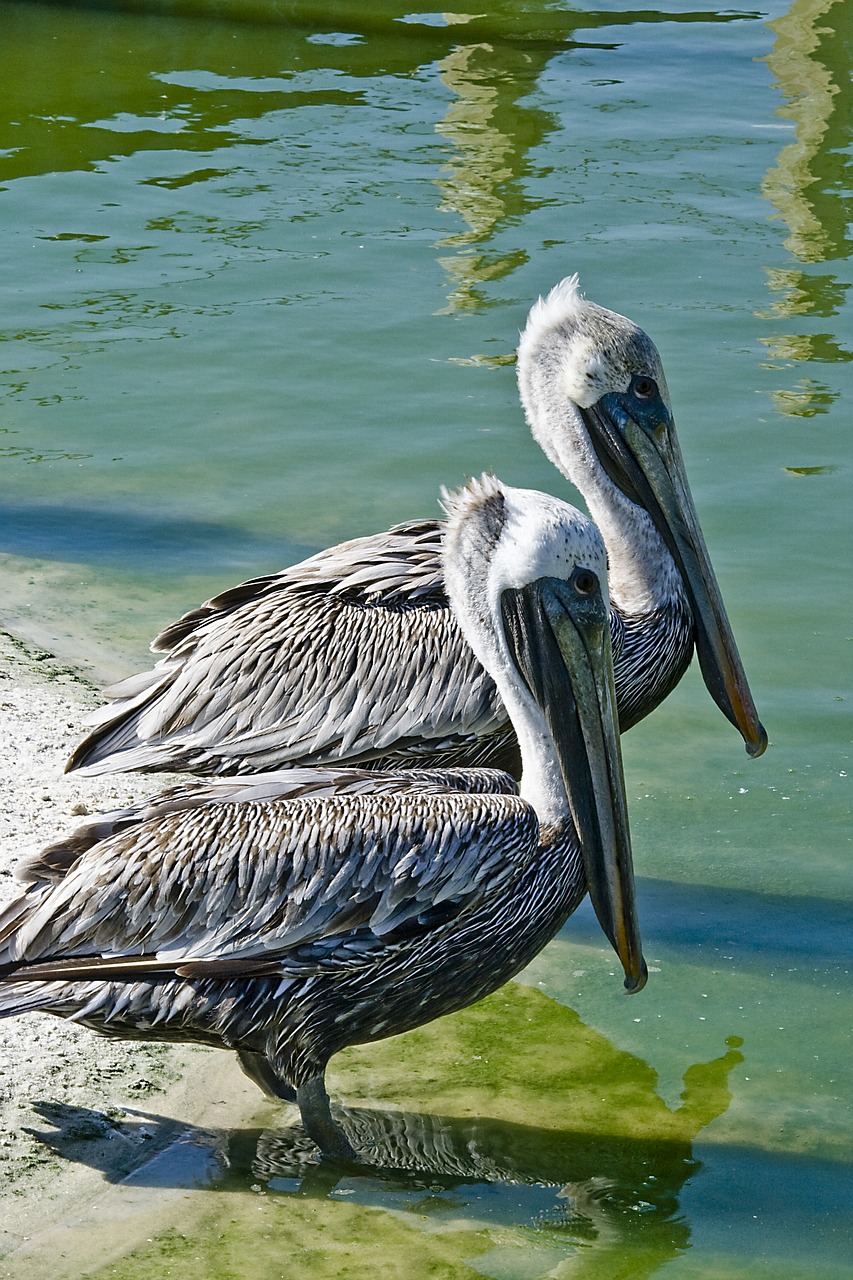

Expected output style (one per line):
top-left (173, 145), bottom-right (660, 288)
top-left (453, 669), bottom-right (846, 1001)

top-left (67, 277), bottom-right (765, 778)
top-left (0, 477), bottom-right (645, 1158)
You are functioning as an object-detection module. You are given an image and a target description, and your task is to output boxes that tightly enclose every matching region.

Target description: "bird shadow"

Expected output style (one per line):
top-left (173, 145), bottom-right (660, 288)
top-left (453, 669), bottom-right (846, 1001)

top-left (0, 500), bottom-right (313, 575)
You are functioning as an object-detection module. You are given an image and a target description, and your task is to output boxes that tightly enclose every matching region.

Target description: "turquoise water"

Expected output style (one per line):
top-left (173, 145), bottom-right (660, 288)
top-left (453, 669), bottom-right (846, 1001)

top-left (0, 1), bottom-right (851, 1276)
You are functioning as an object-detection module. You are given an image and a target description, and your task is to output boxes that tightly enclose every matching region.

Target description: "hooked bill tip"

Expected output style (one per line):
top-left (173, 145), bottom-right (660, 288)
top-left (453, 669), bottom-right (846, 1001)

top-left (745, 722), bottom-right (769, 759)
top-left (623, 959), bottom-right (648, 994)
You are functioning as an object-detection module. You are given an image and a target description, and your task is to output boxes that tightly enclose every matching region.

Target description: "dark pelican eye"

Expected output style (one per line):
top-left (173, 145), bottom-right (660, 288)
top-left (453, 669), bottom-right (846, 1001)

top-left (631, 375), bottom-right (658, 401)
top-left (571, 567), bottom-right (599, 596)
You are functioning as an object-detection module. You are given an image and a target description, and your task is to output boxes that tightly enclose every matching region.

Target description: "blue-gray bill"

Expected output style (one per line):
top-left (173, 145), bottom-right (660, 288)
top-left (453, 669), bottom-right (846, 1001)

top-left (501, 575), bottom-right (647, 993)
top-left (582, 394), bottom-right (767, 759)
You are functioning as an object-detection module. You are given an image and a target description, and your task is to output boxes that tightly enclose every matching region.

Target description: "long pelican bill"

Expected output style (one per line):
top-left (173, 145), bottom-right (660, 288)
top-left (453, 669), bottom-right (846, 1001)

top-left (501, 576), bottom-right (647, 992)
top-left (582, 395), bottom-right (767, 758)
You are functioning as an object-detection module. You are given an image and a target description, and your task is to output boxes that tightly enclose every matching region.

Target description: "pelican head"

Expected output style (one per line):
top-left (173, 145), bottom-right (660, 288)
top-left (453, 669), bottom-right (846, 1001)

top-left (442, 474), bottom-right (646, 992)
top-left (517, 276), bottom-right (767, 758)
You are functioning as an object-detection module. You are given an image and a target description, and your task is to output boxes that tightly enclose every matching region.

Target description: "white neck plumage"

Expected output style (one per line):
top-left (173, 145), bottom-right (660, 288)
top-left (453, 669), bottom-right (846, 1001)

top-left (442, 480), bottom-right (597, 832)
top-left (485, 623), bottom-right (570, 830)
top-left (519, 361), bottom-right (683, 618)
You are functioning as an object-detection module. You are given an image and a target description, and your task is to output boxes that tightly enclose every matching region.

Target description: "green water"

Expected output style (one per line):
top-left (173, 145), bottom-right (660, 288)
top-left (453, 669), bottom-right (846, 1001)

top-left (0, 0), bottom-right (850, 1276)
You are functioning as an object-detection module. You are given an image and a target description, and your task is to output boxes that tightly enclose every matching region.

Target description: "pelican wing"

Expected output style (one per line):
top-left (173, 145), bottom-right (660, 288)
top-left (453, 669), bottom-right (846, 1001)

top-left (12, 766), bottom-right (518, 897)
top-left (68, 521), bottom-right (506, 776)
top-left (1, 791), bottom-right (536, 978)
top-left (153, 518), bottom-right (448, 649)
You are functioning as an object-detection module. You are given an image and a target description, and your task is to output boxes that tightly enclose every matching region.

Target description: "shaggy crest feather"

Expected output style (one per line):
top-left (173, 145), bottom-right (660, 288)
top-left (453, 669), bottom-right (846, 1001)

top-left (517, 274), bottom-right (661, 412)
top-left (440, 471), bottom-right (503, 527)
top-left (520, 273), bottom-right (584, 344)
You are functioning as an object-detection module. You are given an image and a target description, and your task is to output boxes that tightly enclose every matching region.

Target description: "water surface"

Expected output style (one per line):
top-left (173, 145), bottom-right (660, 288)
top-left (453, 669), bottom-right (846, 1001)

top-left (0, 1), bottom-right (850, 1276)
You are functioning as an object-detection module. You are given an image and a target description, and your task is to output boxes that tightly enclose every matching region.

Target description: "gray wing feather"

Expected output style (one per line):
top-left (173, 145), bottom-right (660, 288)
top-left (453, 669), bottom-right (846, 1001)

top-left (68, 520), bottom-right (506, 775)
top-left (2, 792), bottom-right (535, 974)
top-left (11, 766), bottom-right (517, 892)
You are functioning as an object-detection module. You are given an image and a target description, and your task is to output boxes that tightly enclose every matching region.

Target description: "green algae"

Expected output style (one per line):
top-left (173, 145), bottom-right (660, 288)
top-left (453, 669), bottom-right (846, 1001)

top-left (81, 1208), bottom-right (489, 1280)
top-left (332, 983), bottom-right (741, 1146)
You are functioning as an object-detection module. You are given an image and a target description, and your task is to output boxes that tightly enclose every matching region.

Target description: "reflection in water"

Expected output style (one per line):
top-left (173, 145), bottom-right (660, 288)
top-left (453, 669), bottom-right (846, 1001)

top-left (0, 1), bottom-right (763, 324)
top-left (433, 37), bottom-right (557, 313)
top-left (28, 987), bottom-right (744, 1278)
top-left (1, 0), bottom-right (745, 194)
top-left (758, 266), bottom-right (848, 318)
top-left (762, 0), bottom-right (852, 267)
top-left (759, 0), bottom-right (852, 416)
top-left (245, 1061), bottom-right (740, 1271)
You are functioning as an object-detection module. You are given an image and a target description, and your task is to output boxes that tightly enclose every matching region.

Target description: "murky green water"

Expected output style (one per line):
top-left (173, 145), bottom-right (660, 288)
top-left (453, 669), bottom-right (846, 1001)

top-left (0, 0), bottom-right (850, 1276)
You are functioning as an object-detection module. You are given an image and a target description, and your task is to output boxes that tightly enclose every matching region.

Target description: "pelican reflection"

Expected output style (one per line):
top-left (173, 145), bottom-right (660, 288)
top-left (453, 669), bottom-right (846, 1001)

top-left (26, 990), bottom-right (745, 1280)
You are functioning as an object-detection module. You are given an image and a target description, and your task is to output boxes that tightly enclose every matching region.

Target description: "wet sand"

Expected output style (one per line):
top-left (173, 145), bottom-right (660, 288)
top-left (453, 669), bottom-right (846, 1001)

top-left (0, 632), bottom-right (269, 1269)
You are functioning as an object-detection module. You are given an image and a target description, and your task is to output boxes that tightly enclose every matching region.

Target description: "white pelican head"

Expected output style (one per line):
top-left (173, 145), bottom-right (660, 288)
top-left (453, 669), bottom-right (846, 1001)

top-left (442, 474), bottom-right (645, 993)
top-left (516, 276), bottom-right (766, 759)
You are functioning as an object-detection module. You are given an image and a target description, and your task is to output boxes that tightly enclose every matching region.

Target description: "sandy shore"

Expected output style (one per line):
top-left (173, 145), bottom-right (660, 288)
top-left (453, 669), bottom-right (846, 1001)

top-left (0, 631), bottom-right (252, 1263)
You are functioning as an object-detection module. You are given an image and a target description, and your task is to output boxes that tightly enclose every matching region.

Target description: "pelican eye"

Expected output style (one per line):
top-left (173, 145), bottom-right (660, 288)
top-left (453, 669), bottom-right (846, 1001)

top-left (570, 567), bottom-right (599, 597)
top-left (631, 374), bottom-right (658, 401)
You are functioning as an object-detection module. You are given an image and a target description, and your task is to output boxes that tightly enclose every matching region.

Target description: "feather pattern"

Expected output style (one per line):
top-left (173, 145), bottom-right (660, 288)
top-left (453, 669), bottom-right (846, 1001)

top-left (66, 516), bottom-right (689, 777)
top-left (2, 791), bottom-right (535, 968)
top-left (69, 522), bottom-right (507, 775)
top-left (0, 786), bottom-right (582, 1087)
top-left (9, 766), bottom-right (516, 898)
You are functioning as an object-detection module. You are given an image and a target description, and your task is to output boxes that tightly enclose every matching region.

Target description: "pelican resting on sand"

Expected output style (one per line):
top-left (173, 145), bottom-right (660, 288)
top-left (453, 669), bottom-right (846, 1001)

top-left (67, 275), bottom-right (766, 779)
top-left (0, 477), bottom-right (645, 1159)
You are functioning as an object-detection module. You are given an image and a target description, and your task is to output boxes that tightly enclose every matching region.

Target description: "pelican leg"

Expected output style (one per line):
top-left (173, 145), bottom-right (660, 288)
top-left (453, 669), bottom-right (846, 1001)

top-left (297, 1074), bottom-right (356, 1159)
top-left (236, 1049), bottom-right (297, 1102)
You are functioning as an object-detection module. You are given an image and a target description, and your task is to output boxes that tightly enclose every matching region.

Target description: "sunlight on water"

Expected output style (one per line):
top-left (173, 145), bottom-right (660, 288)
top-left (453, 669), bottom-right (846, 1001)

top-left (0, 0), bottom-right (850, 1276)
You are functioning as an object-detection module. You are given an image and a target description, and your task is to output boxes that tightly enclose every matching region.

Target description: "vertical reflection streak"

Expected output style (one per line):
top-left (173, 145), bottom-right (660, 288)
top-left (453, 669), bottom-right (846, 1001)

top-left (759, 0), bottom-right (852, 416)
top-left (762, 0), bottom-right (841, 266)
top-left (431, 23), bottom-right (562, 313)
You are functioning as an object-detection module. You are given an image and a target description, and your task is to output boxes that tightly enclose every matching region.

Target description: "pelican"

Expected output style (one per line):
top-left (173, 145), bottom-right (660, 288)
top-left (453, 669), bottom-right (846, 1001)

top-left (67, 276), bottom-right (765, 778)
top-left (0, 476), bottom-right (645, 1158)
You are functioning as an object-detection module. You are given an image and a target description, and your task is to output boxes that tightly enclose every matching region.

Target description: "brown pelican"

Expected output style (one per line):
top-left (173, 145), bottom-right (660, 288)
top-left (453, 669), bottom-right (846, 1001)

top-left (0, 477), bottom-right (645, 1159)
top-left (67, 276), bottom-right (765, 778)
